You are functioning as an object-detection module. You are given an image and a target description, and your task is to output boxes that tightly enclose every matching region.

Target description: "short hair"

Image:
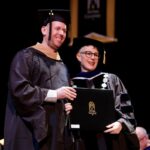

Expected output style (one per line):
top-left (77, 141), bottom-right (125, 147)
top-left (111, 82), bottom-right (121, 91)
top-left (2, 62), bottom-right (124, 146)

top-left (136, 126), bottom-right (148, 139)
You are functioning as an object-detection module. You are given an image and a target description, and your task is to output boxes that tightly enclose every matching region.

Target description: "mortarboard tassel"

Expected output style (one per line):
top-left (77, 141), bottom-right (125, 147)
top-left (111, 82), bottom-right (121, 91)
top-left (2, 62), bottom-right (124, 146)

top-left (48, 10), bottom-right (54, 40)
top-left (103, 50), bottom-right (106, 64)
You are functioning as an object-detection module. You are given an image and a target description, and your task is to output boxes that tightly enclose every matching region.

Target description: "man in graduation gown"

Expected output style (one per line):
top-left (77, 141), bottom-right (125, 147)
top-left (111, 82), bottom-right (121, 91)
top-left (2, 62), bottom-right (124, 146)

top-left (4, 9), bottom-right (77, 150)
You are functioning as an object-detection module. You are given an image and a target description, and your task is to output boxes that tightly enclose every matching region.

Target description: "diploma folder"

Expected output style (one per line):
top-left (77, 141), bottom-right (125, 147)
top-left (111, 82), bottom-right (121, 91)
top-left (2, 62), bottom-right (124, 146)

top-left (69, 88), bottom-right (116, 131)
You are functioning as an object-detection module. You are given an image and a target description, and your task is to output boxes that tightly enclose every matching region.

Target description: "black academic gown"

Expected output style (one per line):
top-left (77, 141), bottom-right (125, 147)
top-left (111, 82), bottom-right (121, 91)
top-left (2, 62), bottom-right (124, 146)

top-left (71, 70), bottom-right (139, 150)
top-left (4, 47), bottom-right (71, 150)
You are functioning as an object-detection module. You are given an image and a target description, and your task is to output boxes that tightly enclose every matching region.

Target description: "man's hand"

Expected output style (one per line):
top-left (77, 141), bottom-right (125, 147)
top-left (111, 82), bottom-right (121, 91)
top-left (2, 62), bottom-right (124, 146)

top-left (56, 86), bottom-right (77, 100)
top-left (64, 103), bottom-right (72, 115)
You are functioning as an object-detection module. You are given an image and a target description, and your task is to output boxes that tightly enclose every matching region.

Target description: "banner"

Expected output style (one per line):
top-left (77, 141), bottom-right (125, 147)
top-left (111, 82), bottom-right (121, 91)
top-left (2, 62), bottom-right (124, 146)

top-left (78, 0), bottom-right (106, 36)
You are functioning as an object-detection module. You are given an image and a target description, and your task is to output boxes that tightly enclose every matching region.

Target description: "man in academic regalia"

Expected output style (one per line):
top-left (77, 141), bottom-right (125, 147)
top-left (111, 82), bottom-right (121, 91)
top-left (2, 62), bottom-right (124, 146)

top-left (4, 9), bottom-right (77, 150)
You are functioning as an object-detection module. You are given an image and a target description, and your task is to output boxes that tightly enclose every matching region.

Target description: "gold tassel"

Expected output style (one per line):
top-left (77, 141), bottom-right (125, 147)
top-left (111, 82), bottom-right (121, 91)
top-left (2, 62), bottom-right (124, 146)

top-left (103, 50), bottom-right (106, 64)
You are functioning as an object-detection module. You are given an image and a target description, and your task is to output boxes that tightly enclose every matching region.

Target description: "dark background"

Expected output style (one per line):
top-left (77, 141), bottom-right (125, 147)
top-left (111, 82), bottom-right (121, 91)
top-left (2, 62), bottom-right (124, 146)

top-left (0, 0), bottom-right (149, 139)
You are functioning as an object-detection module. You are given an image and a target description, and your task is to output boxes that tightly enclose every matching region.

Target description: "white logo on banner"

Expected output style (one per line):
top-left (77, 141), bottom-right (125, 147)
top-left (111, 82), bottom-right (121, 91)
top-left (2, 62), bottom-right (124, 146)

top-left (85, 0), bottom-right (101, 19)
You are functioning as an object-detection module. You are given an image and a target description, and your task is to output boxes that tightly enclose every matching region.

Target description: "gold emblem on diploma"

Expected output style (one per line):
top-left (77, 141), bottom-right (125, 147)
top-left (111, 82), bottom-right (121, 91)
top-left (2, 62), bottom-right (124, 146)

top-left (88, 101), bottom-right (97, 116)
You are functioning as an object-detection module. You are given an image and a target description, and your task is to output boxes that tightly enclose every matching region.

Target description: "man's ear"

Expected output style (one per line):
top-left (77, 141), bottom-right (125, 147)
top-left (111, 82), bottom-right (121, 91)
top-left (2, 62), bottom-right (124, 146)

top-left (41, 25), bottom-right (48, 36)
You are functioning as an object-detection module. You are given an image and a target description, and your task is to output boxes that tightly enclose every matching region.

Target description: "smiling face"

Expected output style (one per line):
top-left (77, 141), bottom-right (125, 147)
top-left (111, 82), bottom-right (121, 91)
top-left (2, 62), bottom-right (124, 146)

top-left (41, 21), bottom-right (67, 50)
top-left (76, 45), bottom-right (100, 72)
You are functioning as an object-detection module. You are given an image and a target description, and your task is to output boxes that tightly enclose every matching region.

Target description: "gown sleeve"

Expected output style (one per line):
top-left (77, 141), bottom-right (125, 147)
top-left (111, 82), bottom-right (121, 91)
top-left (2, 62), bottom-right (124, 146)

top-left (9, 49), bottom-right (48, 115)
top-left (108, 73), bottom-right (137, 133)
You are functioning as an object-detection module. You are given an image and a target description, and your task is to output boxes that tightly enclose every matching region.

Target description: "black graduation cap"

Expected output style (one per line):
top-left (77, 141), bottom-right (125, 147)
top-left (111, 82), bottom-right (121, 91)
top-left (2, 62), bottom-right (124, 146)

top-left (37, 9), bottom-right (70, 40)
top-left (71, 37), bottom-right (106, 64)
top-left (37, 9), bottom-right (70, 27)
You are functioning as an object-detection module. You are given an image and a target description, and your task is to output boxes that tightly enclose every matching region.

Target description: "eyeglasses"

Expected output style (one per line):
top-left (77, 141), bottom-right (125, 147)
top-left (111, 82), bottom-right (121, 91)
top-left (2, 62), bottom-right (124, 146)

top-left (80, 51), bottom-right (100, 59)
top-left (139, 135), bottom-right (146, 141)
